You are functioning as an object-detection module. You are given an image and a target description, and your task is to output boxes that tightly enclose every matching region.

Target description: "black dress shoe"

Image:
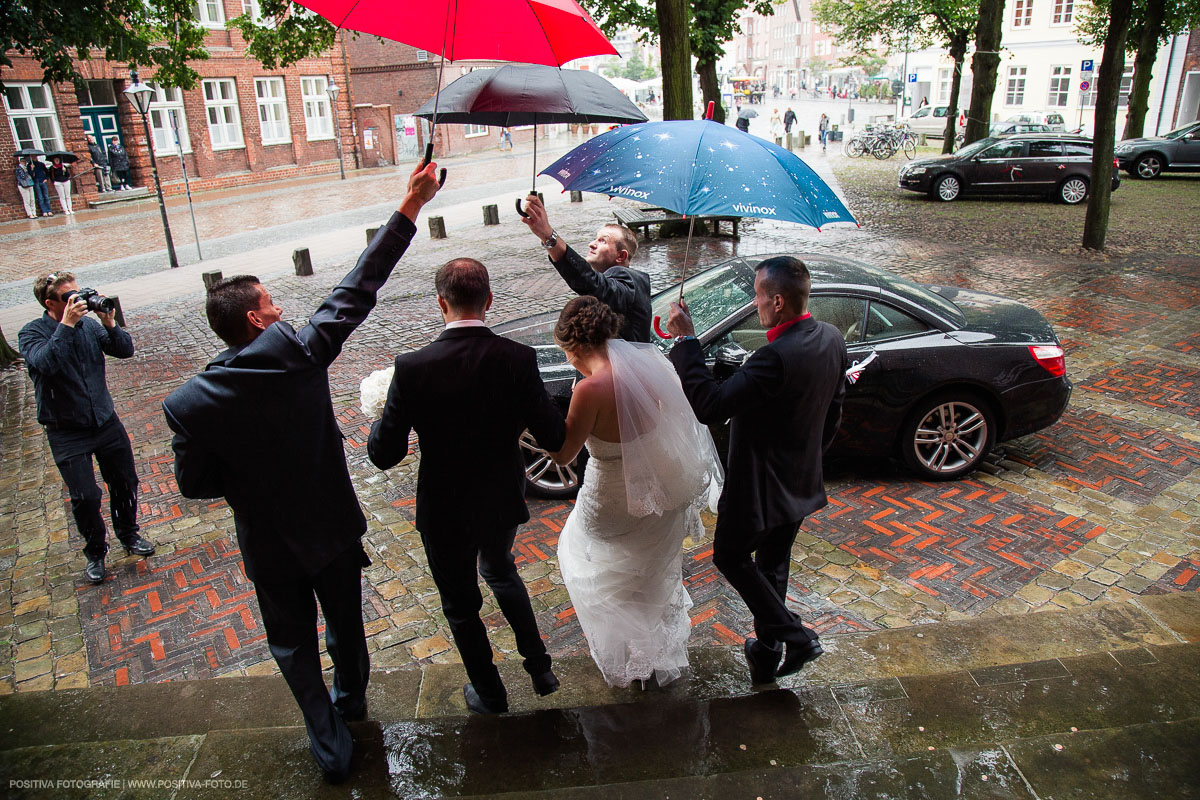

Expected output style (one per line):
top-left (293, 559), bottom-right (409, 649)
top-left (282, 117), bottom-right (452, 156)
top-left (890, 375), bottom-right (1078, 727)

top-left (531, 670), bottom-right (560, 697)
top-left (463, 683), bottom-right (508, 714)
top-left (120, 536), bottom-right (155, 556)
top-left (85, 558), bottom-right (106, 584)
top-left (744, 638), bottom-right (782, 685)
top-left (777, 639), bottom-right (824, 678)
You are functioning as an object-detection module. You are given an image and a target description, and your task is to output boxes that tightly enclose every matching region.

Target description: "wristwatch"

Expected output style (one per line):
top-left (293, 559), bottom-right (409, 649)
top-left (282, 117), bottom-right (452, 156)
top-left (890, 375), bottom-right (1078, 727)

top-left (541, 231), bottom-right (559, 250)
top-left (674, 335), bottom-right (696, 343)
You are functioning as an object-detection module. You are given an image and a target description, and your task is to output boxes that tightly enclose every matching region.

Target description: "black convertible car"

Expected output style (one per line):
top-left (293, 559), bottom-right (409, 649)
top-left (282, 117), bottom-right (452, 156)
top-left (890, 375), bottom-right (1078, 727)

top-left (497, 254), bottom-right (1071, 497)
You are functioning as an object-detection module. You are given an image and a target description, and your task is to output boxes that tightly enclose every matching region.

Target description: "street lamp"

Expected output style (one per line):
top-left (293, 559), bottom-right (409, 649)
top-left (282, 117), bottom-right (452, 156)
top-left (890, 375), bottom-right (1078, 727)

top-left (124, 72), bottom-right (179, 269)
top-left (326, 80), bottom-right (346, 180)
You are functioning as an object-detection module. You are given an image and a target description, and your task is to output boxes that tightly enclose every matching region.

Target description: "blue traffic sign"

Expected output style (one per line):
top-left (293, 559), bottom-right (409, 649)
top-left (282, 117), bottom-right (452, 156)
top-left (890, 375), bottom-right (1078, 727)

top-left (1081, 59), bottom-right (1094, 72)
top-left (1080, 80), bottom-right (1091, 92)
top-left (908, 73), bottom-right (917, 83)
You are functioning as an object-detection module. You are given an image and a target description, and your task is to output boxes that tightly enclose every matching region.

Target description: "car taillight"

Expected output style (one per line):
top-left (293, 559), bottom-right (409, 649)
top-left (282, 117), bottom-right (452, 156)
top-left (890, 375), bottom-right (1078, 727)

top-left (1030, 344), bottom-right (1065, 377)
top-left (1113, 158), bottom-right (1119, 168)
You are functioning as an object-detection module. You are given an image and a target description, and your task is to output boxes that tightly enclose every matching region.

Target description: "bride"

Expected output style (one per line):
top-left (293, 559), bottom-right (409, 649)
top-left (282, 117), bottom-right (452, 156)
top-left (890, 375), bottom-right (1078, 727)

top-left (550, 297), bottom-right (722, 688)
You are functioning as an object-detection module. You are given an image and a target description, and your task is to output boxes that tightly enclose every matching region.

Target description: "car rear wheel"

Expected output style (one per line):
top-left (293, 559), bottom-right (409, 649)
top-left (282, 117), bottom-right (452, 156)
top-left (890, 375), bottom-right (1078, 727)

top-left (1058, 176), bottom-right (1089, 205)
top-left (932, 174), bottom-right (961, 202)
top-left (1134, 153), bottom-right (1163, 179)
top-left (901, 392), bottom-right (995, 480)
top-left (521, 430), bottom-right (585, 498)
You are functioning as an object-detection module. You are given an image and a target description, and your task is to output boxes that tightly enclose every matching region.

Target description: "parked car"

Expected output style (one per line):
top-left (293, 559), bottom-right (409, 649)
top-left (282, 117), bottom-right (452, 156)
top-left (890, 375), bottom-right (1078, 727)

top-left (906, 105), bottom-right (967, 139)
top-left (498, 254), bottom-right (1071, 496)
top-left (1114, 121), bottom-right (1200, 179)
top-left (1000, 111), bottom-right (1067, 132)
top-left (989, 121), bottom-right (1054, 137)
top-left (898, 133), bottom-right (1120, 204)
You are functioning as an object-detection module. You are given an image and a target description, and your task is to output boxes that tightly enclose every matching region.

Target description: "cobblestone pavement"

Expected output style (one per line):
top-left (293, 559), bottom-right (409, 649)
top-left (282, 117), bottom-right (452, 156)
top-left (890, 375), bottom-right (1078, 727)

top-left (1, 147), bottom-right (1197, 694)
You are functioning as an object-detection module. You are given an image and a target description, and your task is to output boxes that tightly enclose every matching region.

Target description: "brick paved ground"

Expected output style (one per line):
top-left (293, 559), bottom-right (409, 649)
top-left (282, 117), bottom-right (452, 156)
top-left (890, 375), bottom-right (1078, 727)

top-left (0, 147), bottom-right (1196, 694)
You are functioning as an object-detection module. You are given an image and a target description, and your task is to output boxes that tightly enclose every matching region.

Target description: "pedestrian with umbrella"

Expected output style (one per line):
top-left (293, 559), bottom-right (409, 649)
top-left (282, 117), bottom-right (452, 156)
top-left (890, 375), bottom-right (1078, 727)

top-left (14, 151), bottom-right (39, 219)
top-left (48, 152), bottom-right (76, 216)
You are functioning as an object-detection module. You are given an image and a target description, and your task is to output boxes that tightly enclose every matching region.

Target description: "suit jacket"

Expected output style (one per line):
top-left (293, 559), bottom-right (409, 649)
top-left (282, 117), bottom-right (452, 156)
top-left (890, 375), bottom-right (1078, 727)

top-left (367, 326), bottom-right (565, 536)
top-left (550, 245), bottom-right (652, 343)
top-left (669, 317), bottom-right (847, 533)
top-left (162, 212), bottom-right (417, 582)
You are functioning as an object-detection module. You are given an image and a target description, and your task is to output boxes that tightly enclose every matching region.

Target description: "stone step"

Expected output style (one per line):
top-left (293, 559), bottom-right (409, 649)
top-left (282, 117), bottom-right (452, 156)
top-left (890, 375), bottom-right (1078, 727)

top-left (1, 593), bottom-right (1194, 753)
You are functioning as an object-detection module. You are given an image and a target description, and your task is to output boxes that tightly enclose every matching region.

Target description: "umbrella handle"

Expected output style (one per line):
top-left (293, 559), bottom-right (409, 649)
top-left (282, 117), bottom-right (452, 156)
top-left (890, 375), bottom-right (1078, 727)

top-left (422, 143), bottom-right (447, 187)
top-left (514, 197), bottom-right (530, 218)
top-left (653, 316), bottom-right (671, 340)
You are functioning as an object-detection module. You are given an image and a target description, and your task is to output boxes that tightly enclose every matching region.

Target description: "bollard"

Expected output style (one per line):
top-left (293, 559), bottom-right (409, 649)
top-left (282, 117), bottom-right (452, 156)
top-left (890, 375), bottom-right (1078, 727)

top-left (293, 248), bottom-right (313, 277)
top-left (786, 133), bottom-right (793, 150)
top-left (483, 204), bottom-right (499, 225)
top-left (366, 227), bottom-right (379, 245)
top-left (201, 270), bottom-right (223, 290)
top-left (110, 296), bottom-right (126, 328)
top-left (797, 130), bottom-right (805, 148)
top-left (570, 191), bottom-right (583, 202)
top-left (429, 216), bottom-right (447, 239)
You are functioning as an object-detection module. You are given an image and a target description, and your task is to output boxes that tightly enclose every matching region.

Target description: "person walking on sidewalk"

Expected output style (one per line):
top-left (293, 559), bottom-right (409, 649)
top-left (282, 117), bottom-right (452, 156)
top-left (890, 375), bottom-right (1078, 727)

top-left (783, 107), bottom-right (797, 135)
top-left (49, 156), bottom-right (74, 216)
top-left (15, 158), bottom-right (37, 218)
top-left (163, 162), bottom-right (443, 786)
top-left (87, 134), bottom-right (112, 193)
top-left (819, 114), bottom-right (830, 151)
top-left (18, 272), bottom-right (155, 585)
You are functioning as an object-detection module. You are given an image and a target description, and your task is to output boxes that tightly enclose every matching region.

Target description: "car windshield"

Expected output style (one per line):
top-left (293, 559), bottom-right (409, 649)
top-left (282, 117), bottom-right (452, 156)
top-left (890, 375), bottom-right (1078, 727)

top-left (955, 137), bottom-right (998, 158)
top-left (650, 261), bottom-right (757, 351)
top-left (1163, 122), bottom-right (1200, 140)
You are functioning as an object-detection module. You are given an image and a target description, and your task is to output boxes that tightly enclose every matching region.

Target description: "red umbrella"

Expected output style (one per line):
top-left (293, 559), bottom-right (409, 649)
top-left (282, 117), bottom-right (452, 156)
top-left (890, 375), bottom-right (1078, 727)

top-left (295, 0), bottom-right (617, 181)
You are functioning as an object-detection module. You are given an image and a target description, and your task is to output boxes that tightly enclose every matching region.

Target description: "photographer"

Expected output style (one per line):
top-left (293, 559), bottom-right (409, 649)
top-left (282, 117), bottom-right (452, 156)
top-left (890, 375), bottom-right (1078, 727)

top-left (18, 272), bottom-right (154, 584)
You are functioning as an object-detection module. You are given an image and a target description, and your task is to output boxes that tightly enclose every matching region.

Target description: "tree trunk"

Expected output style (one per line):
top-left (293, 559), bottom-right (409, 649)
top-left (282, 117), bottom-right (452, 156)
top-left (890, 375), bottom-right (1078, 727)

top-left (696, 57), bottom-right (724, 123)
top-left (1122, 0), bottom-right (1165, 140)
top-left (655, 0), bottom-right (693, 120)
top-left (1082, 0), bottom-right (1134, 251)
top-left (964, 0), bottom-right (1005, 146)
top-left (941, 38), bottom-right (968, 154)
top-left (0, 325), bottom-right (19, 368)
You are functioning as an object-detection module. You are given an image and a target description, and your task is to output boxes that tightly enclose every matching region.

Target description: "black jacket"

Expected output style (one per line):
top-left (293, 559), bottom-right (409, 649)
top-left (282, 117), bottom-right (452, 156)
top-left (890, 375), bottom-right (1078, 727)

top-left (19, 314), bottom-right (134, 429)
top-left (88, 141), bottom-right (109, 168)
top-left (107, 142), bottom-right (129, 172)
top-left (783, 109), bottom-right (797, 130)
top-left (367, 326), bottom-right (565, 536)
top-left (163, 212), bottom-right (417, 582)
top-left (670, 316), bottom-right (847, 532)
top-left (550, 245), bottom-right (652, 343)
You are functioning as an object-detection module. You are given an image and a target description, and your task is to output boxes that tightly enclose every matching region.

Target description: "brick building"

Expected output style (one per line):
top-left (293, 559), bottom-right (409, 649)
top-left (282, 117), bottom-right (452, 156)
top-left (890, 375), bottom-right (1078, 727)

top-left (1, 6), bottom-right (356, 223)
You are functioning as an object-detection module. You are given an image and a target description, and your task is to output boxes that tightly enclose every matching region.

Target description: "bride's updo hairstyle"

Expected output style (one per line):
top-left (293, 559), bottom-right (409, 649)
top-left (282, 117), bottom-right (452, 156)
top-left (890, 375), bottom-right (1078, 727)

top-left (555, 296), bottom-right (622, 352)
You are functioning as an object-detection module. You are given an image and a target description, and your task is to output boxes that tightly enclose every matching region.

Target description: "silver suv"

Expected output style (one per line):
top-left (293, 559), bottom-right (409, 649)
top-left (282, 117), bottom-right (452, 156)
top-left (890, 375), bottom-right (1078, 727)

top-left (906, 105), bottom-right (966, 139)
top-left (1001, 111), bottom-right (1067, 132)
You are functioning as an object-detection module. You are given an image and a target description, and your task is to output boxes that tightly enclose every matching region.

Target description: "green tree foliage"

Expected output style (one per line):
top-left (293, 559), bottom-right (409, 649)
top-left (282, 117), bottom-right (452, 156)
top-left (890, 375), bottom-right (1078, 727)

top-left (1076, 0), bottom-right (1200, 138)
top-left (1, 0), bottom-right (210, 89)
top-left (814, 0), bottom-right (977, 153)
top-left (230, 0), bottom-right (339, 72)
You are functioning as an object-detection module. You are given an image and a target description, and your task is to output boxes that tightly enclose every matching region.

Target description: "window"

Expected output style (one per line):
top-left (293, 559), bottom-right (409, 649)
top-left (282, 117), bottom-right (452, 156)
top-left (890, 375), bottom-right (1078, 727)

top-left (416, 49), bottom-right (429, 62)
top-left (255, 77), bottom-right (290, 144)
top-left (147, 82), bottom-right (191, 154)
top-left (1080, 83), bottom-right (1096, 107)
top-left (1051, 0), bottom-right (1073, 24)
top-left (1048, 66), bottom-right (1071, 107)
top-left (810, 296), bottom-right (869, 343)
top-left (203, 78), bottom-right (244, 149)
top-left (865, 303), bottom-right (929, 342)
top-left (1006, 67), bottom-right (1027, 105)
top-left (3, 83), bottom-right (63, 152)
top-left (937, 68), bottom-right (952, 104)
top-left (300, 76), bottom-right (333, 140)
top-left (1012, 0), bottom-right (1032, 27)
top-left (1118, 66), bottom-right (1134, 107)
top-left (241, 0), bottom-right (268, 23)
top-left (77, 80), bottom-right (117, 107)
top-left (982, 141), bottom-right (1025, 159)
top-left (464, 123), bottom-right (488, 138)
top-left (194, 0), bottom-right (225, 27)
top-left (1028, 141), bottom-right (1063, 158)
top-left (1063, 142), bottom-right (1092, 157)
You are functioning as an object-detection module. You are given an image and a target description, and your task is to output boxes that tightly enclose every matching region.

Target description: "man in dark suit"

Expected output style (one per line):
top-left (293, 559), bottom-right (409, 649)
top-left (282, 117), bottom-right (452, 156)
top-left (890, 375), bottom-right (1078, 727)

top-left (666, 256), bottom-right (847, 685)
top-left (162, 163), bottom-right (442, 783)
top-left (367, 258), bottom-right (565, 715)
top-left (520, 194), bottom-right (652, 342)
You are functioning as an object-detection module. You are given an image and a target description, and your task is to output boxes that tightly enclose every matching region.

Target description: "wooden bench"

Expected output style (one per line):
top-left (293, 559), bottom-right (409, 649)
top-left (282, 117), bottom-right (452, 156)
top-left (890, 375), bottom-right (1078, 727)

top-left (612, 206), bottom-right (740, 240)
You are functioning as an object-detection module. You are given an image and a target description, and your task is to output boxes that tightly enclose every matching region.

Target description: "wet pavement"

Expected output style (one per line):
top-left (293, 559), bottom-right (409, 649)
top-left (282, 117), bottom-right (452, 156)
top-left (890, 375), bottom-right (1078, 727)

top-left (0, 131), bottom-right (1197, 721)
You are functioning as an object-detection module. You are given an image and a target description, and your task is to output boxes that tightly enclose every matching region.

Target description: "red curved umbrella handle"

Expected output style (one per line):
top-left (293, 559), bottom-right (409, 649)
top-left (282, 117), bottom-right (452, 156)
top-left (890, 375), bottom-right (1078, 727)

top-left (653, 315), bottom-right (671, 339)
top-left (515, 197), bottom-right (530, 218)
top-left (422, 143), bottom-right (448, 187)
top-left (705, 101), bottom-right (715, 120)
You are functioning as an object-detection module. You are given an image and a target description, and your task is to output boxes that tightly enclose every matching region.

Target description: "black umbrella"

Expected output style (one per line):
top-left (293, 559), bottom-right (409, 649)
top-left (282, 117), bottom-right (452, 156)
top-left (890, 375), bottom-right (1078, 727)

top-left (46, 151), bottom-right (79, 164)
top-left (736, 107), bottom-right (759, 120)
top-left (414, 64), bottom-right (646, 213)
top-left (13, 148), bottom-right (44, 157)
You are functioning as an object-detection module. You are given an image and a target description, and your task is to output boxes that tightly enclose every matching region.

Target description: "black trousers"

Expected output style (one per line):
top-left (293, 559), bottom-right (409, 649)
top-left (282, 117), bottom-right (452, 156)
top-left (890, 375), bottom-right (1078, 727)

top-left (421, 525), bottom-right (551, 705)
top-left (712, 518), bottom-right (817, 650)
top-left (252, 543), bottom-right (370, 777)
top-left (46, 416), bottom-right (140, 561)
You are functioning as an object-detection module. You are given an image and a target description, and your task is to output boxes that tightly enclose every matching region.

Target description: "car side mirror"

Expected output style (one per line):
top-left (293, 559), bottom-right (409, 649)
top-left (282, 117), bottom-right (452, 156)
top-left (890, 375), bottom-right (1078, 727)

top-left (711, 341), bottom-right (749, 379)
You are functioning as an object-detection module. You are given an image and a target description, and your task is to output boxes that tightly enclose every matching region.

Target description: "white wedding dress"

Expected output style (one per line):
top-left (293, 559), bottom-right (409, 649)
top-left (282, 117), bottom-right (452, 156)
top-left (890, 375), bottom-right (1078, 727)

top-left (557, 340), bottom-right (723, 689)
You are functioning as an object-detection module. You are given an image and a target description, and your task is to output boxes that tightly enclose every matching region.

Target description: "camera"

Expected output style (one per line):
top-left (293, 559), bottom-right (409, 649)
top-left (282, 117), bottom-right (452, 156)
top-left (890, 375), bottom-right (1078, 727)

top-left (63, 288), bottom-right (116, 315)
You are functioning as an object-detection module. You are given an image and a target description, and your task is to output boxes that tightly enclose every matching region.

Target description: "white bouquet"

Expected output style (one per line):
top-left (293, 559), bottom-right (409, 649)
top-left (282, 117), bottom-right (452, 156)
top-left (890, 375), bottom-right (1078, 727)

top-left (359, 366), bottom-right (395, 418)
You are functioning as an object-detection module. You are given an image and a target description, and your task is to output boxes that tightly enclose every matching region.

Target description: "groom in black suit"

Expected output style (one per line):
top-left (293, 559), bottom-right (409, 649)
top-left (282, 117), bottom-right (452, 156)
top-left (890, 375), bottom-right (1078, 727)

top-left (667, 256), bottom-right (847, 684)
top-left (367, 258), bottom-right (566, 714)
top-left (163, 163), bottom-right (443, 782)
